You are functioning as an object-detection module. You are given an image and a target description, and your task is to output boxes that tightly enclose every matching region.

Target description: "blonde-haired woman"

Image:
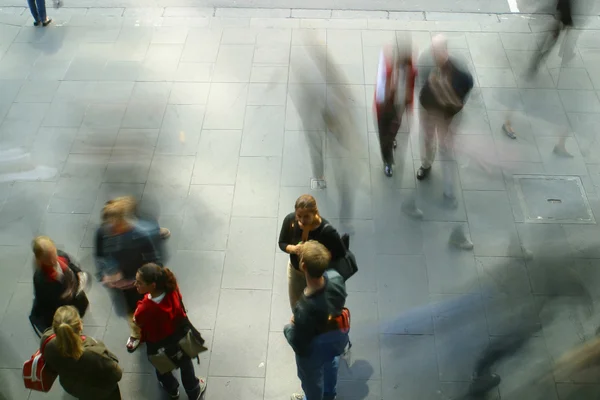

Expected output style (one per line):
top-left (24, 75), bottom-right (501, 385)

top-left (278, 194), bottom-right (346, 309)
top-left (41, 306), bottom-right (122, 399)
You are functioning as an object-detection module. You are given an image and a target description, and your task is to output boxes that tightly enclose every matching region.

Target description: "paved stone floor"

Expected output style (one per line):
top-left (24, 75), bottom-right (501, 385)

top-left (2, 5), bottom-right (600, 400)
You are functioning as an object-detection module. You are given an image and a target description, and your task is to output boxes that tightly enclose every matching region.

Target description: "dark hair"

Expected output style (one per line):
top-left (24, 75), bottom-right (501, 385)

top-left (137, 263), bottom-right (178, 293)
top-left (295, 194), bottom-right (319, 213)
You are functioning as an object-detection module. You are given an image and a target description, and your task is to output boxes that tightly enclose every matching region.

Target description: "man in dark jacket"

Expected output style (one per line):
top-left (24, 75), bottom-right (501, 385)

top-left (416, 34), bottom-right (473, 203)
top-left (284, 240), bottom-right (349, 400)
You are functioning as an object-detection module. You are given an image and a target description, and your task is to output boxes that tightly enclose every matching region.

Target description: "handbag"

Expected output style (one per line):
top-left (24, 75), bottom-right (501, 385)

top-left (23, 334), bottom-right (57, 392)
top-left (176, 295), bottom-right (208, 359)
top-left (323, 224), bottom-right (358, 281)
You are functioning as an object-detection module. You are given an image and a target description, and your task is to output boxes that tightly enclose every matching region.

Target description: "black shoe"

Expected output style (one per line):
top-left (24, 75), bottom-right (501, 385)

top-left (42, 18), bottom-right (52, 26)
top-left (416, 166), bottom-right (431, 180)
top-left (33, 20), bottom-right (41, 26)
top-left (384, 164), bottom-right (393, 177)
top-left (468, 373), bottom-right (501, 395)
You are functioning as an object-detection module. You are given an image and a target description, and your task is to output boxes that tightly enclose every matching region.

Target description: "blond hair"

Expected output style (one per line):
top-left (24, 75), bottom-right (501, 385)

top-left (300, 240), bottom-right (331, 278)
top-left (32, 236), bottom-right (56, 261)
top-left (52, 306), bottom-right (84, 360)
top-left (102, 196), bottom-right (137, 223)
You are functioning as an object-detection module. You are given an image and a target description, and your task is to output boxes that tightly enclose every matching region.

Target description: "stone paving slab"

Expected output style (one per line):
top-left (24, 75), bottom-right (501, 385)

top-left (1, 8), bottom-right (600, 400)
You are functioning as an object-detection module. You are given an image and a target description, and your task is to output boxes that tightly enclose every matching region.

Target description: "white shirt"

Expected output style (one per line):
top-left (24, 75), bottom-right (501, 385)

top-left (149, 292), bottom-right (166, 304)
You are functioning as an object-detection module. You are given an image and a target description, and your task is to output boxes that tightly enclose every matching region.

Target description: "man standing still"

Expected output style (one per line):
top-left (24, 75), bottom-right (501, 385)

top-left (284, 241), bottom-right (350, 400)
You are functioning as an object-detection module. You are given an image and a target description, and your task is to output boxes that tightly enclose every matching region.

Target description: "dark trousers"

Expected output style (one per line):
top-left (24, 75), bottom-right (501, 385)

top-left (27, 0), bottom-right (47, 22)
top-left (154, 353), bottom-right (200, 399)
top-left (376, 105), bottom-right (402, 165)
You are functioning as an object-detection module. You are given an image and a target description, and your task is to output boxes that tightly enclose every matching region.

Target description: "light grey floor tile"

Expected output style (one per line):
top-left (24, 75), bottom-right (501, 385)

top-left (156, 104), bottom-right (205, 155)
top-left (377, 255), bottom-right (432, 334)
top-left (192, 130), bottom-right (241, 185)
top-left (232, 156), bottom-right (281, 217)
top-left (37, 213), bottom-right (89, 255)
top-left (476, 256), bottom-right (531, 296)
top-left (205, 377), bottom-right (264, 400)
top-left (210, 289), bottom-right (271, 377)
top-left (222, 217), bottom-right (277, 290)
top-left (0, 368), bottom-right (32, 400)
top-left (481, 88), bottom-right (524, 111)
top-left (455, 135), bottom-right (505, 191)
top-left (203, 83), bottom-right (248, 129)
top-left (147, 154), bottom-right (194, 186)
top-left (476, 67), bottom-right (517, 88)
top-left (103, 153), bottom-right (152, 183)
top-left (113, 128), bottom-right (158, 156)
top-left (464, 191), bottom-right (522, 257)
top-left (240, 105), bottom-right (285, 157)
top-left (168, 82), bottom-right (210, 105)
top-left (121, 102), bottom-right (167, 129)
top-left (213, 45), bottom-right (254, 83)
top-left (179, 185), bottom-right (234, 251)
top-left (488, 110), bottom-right (541, 162)
top-left (559, 89), bottom-right (600, 113)
top-left (264, 331), bottom-right (302, 400)
top-left (170, 250), bottom-right (224, 330)
top-left (48, 177), bottom-right (100, 214)
top-left (247, 83), bottom-right (287, 106)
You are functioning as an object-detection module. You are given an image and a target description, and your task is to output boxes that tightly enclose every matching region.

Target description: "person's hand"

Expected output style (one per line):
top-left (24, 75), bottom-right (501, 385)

top-left (290, 315), bottom-right (295, 324)
top-left (294, 242), bottom-right (304, 254)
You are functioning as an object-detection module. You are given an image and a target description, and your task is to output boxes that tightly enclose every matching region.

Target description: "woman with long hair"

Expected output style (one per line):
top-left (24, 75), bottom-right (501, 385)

top-left (30, 236), bottom-right (90, 335)
top-left (134, 264), bottom-right (207, 400)
top-left (41, 306), bottom-right (122, 399)
top-left (278, 194), bottom-right (346, 309)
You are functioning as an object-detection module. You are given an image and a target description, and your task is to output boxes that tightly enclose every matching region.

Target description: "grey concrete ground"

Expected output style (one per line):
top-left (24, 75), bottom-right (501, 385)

top-left (2, 5), bottom-right (600, 400)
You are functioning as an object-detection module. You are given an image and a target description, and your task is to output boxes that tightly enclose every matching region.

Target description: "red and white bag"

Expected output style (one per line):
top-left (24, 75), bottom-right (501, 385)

top-left (23, 334), bottom-right (57, 392)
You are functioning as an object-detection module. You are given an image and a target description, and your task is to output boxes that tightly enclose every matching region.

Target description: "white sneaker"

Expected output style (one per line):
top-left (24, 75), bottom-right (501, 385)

top-left (449, 226), bottom-right (474, 251)
top-left (290, 394), bottom-right (304, 400)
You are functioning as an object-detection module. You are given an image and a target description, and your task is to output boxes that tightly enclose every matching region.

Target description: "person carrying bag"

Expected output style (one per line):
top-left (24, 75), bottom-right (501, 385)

top-left (133, 263), bottom-right (207, 400)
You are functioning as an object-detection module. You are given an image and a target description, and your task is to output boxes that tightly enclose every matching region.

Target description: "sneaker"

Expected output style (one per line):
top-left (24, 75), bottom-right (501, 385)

top-left (468, 373), bottom-right (501, 395)
top-left (290, 394), bottom-right (305, 400)
top-left (384, 164), bottom-right (393, 177)
top-left (42, 18), bottom-right (52, 26)
top-left (190, 377), bottom-right (207, 400)
top-left (416, 166), bottom-right (431, 180)
top-left (502, 123), bottom-right (517, 139)
top-left (553, 144), bottom-right (573, 158)
top-left (33, 20), bottom-right (41, 26)
top-left (159, 382), bottom-right (180, 399)
top-left (125, 336), bottom-right (141, 353)
top-left (449, 226), bottom-right (474, 251)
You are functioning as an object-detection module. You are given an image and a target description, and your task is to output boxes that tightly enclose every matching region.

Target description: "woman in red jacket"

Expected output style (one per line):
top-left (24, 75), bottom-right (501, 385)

top-left (134, 264), bottom-right (207, 399)
top-left (374, 45), bottom-right (416, 177)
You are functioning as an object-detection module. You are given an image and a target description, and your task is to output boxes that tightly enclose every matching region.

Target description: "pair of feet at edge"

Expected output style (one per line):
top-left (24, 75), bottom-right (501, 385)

top-left (34, 18), bottom-right (52, 26)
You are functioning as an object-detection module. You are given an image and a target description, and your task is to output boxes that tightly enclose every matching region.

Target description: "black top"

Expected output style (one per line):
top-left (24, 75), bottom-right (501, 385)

top-left (284, 270), bottom-right (347, 356)
top-left (31, 251), bottom-right (82, 329)
top-left (278, 212), bottom-right (345, 270)
top-left (419, 58), bottom-right (474, 117)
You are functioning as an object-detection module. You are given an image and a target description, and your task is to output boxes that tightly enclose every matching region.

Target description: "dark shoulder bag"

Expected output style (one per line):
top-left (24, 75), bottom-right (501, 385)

top-left (322, 224), bottom-right (358, 281)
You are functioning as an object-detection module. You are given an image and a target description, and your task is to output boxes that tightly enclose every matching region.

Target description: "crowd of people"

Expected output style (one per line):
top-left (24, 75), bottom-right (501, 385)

top-left (19, 0), bottom-right (600, 399)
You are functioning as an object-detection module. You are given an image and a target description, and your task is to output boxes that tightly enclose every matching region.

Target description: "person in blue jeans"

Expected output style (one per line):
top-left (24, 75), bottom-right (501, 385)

top-left (284, 240), bottom-right (349, 400)
top-left (27, 0), bottom-right (52, 26)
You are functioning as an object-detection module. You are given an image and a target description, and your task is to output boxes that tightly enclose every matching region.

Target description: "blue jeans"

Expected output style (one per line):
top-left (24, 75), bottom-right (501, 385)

top-left (295, 330), bottom-right (349, 400)
top-left (27, 0), bottom-right (46, 22)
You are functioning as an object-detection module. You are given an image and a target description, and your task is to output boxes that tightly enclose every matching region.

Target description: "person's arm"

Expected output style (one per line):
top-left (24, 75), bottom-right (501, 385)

top-left (92, 348), bottom-right (123, 385)
top-left (278, 214), bottom-right (299, 254)
top-left (283, 303), bottom-right (317, 356)
top-left (58, 251), bottom-right (82, 274)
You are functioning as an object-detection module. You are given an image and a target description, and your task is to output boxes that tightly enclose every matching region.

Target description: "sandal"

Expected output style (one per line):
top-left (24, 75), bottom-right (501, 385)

top-left (126, 336), bottom-right (140, 353)
top-left (416, 166), bottom-right (431, 181)
top-left (502, 123), bottom-right (517, 139)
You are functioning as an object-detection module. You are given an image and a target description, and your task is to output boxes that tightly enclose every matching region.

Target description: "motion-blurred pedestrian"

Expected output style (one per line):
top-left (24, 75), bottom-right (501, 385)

top-left (26, 0), bottom-right (52, 26)
top-left (41, 306), bottom-right (122, 399)
top-left (30, 236), bottom-right (90, 336)
top-left (94, 196), bottom-right (165, 354)
top-left (374, 45), bottom-right (417, 177)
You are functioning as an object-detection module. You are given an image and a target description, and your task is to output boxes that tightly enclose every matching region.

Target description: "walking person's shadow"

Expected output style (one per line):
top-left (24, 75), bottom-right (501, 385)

top-left (338, 357), bottom-right (375, 399)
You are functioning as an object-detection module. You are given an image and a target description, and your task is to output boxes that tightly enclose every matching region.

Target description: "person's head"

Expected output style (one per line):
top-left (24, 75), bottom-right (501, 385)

top-left (299, 240), bottom-right (331, 279)
top-left (431, 34), bottom-right (449, 66)
top-left (294, 194), bottom-right (320, 228)
top-left (135, 263), bottom-right (178, 295)
top-left (32, 236), bottom-right (58, 268)
top-left (52, 306), bottom-right (84, 360)
top-left (102, 196), bottom-right (136, 232)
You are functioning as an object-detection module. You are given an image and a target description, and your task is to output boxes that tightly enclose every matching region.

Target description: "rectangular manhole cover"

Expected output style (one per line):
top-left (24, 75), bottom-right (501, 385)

top-left (514, 175), bottom-right (595, 224)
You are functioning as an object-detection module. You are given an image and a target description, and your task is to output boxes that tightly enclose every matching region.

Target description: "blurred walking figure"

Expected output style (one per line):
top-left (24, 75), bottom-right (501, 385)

top-left (416, 35), bottom-right (473, 202)
top-left (279, 195), bottom-right (346, 310)
top-left (134, 264), bottom-right (207, 400)
top-left (94, 196), bottom-right (166, 354)
top-left (41, 306), bottom-right (122, 399)
top-left (30, 236), bottom-right (90, 336)
top-left (529, 0), bottom-right (574, 77)
top-left (374, 43), bottom-right (417, 177)
top-left (285, 241), bottom-right (350, 400)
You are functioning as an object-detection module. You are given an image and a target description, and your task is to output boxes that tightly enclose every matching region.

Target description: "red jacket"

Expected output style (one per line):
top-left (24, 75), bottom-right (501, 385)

top-left (134, 290), bottom-right (186, 344)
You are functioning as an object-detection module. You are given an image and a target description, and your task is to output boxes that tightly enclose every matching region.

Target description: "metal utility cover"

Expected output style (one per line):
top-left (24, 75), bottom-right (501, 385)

top-left (514, 175), bottom-right (595, 224)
